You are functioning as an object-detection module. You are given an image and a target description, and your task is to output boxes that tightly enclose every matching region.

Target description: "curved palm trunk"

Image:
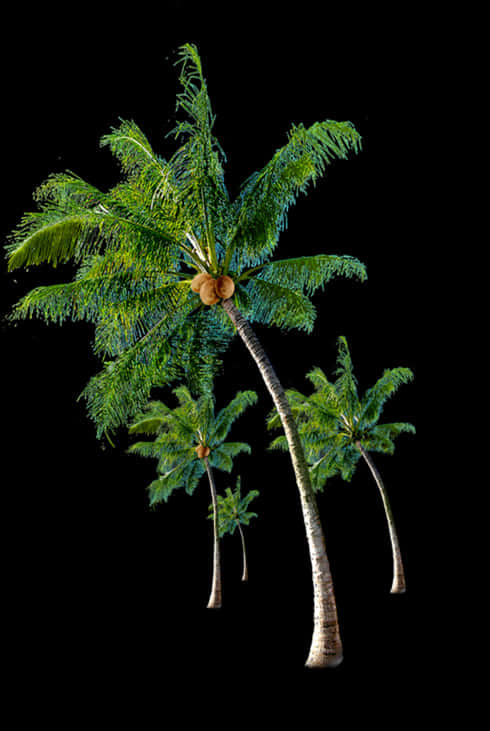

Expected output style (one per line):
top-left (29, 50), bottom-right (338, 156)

top-left (204, 457), bottom-right (222, 609)
top-left (356, 441), bottom-right (406, 594)
top-left (237, 521), bottom-right (248, 582)
top-left (222, 298), bottom-right (342, 668)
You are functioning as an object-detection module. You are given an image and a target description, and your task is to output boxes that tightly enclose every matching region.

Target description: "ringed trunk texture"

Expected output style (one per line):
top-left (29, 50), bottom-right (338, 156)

top-left (237, 521), bottom-right (249, 582)
top-left (356, 441), bottom-right (406, 594)
top-left (204, 457), bottom-right (222, 609)
top-left (222, 298), bottom-right (342, 668)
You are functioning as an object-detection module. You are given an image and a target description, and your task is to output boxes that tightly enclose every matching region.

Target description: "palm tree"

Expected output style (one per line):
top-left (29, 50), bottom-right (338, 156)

top-left (268, 336), bottom-right (415, 594)
top-left (5, 44), bottom-right (366, 667)
top-left (128, 386), bottom-right (257, 608)
top-left (208, 475), bottom-right (258, 582)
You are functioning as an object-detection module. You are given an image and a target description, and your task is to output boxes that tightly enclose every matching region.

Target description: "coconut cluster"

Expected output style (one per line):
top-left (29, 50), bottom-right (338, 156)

top-left (195, 444), bottom-right (210, 459)
top-left (191, 272), bottom-right (235, 305)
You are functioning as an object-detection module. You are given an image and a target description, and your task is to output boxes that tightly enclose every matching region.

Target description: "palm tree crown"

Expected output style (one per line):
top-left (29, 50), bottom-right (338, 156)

top-left (268, 336), bottom-right (415, 491)
top-left (5, 43), bottom-right (366, 439)
top-left (208, 475), bottom-right (259, 539)
top-left (128, 386), bottom-right (257, 505)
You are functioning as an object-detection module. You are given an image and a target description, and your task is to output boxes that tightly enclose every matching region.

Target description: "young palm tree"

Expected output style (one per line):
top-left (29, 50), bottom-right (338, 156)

top-left (268, 336), bottom-right (415, 594)
top-left (128, 386), bottom-right (258, 608)
top-left (208, 475), bottom-right (258, 582)
top-left (5, 44), bottom-right (366, 666)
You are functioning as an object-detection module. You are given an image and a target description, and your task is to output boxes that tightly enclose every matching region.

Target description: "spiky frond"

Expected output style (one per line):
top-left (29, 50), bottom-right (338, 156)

top-left (210, 391), bottom-right (258, 444)
top-left (361, 367), bottom-right (415, 427)
top-left (229, 120), bottom-right (362, 269)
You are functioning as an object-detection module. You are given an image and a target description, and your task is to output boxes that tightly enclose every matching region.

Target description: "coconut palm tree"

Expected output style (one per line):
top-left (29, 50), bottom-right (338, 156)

top-left (268, 336), bottom-right (415, 594)
top-left (5, 44), bottom-right (366, 667)
top-left (128, 386), bottom-right (257, 608)
top-left (208, 475), bottom-right (258, 582)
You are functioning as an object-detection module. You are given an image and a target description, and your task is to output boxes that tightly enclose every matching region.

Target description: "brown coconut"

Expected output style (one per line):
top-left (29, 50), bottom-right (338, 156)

top-left (199, 278), bottom-right (220, 305)
top-left (190, 271), bottom-right (213, 293)
top-left (215, 275), bottom-right (235, 299)
top-left (195, 445), bottom-right (210, 459)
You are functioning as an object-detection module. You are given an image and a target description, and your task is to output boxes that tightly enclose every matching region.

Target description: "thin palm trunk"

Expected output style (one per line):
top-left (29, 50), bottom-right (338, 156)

top-left (204, 457), bottom-right (222, 608)
top-left (356, 441), bottom-right (406, 594)
top-left (222, 298), bottom-right (342, 668)
top-left (237, 521), bottom-right (248, 582)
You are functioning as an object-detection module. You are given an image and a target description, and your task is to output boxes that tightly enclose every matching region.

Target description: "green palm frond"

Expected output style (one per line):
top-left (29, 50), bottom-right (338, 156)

top-left (246, 278), bottom-right (317, 332)
top-left (210, 390), bottom-right (258, 444)
top-left (240, 254), bottom-right (367, 294)
top-left (229, 119), bottom-right (362, 269)
top-left (334, 335), bottom-right (358, 416)
top-left (361, 367), bottom-right (415, 427)
top-left (361, 422), bottom-right (416, 455)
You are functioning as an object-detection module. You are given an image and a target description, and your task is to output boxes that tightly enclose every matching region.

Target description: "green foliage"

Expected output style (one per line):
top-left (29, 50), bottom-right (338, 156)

top-left (5, 43), bottom-right (365, 439)
top-left (128, 387), bottom-right (257, 506)
top-left (267, 336), bottom-right (415, 491)
top-left (207, 475), bottom-right (259, 538)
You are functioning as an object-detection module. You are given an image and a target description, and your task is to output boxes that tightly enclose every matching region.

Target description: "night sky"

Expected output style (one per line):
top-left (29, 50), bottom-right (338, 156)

top-left (1, 3), bottom-right (444, 718)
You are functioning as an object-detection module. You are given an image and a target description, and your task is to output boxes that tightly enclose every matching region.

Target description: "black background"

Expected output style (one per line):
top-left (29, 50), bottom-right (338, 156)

top-left (1, 2), bottom-right (453, 723)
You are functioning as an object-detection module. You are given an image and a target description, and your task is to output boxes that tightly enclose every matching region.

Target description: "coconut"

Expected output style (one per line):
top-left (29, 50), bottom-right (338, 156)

top-left (190, 272), bottom-right (213, 293)
top-left (215, 275), bottom-right (235, 299)
top-left (195, 445), bottom-right (210, 459)
top-left (199, 278), bottom-right (220, 305)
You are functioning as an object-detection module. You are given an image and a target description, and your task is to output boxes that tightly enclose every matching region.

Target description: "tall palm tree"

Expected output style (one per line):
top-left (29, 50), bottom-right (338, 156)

top-left (5, 44), bottom-right (366, 667)
top-left (208, 475), bottom-right (258, 582)
top-left (268, 336), bottom-right (415, 594)
top-left (128, 386), bottom-right (257, 608)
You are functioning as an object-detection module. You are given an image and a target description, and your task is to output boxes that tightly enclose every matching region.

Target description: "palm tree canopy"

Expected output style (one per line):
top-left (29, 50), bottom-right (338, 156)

top-left (207, 475), bottom-right (259, 538)
top-left (128, 386), bottom-right (257, 504)
top-left (6, 44), bottom-right (366, 438)
top-left (267, 336), bottom-right (415, 491)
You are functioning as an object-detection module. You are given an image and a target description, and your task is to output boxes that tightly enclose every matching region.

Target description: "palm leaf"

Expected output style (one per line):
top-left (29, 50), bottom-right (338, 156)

top-left (230, 119), bottom-right (362, 269)
top-left (361, 367), bottom-right (414, 427)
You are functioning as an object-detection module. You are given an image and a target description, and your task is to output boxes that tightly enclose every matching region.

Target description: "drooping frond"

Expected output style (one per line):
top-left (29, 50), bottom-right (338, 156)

top-left (209, 442), bottom-right (252, 472)
top-left (230, 119), bottom-right (362, 269)
top-left (361, 367), bottom-right (414, 427)
top-left (101, 119), bottom-right (165, 179)
top-left (240, 254), bottom-right (366, 295)
top-left (246, 278), bottom-right (317, 332)
top-left (210, 390), bottom-right (258, 444)
top-left (361, 422), bottom-right (416, 455)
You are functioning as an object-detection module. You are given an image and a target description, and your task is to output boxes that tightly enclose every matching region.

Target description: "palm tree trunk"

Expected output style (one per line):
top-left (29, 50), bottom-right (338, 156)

top-left (204, 457), bottom-right (222, 609)
top-left (355, 441), bottom-right (406, 594)
top-left (222, 297), bottom-right (342, 668)
top-left (237, 521), bottom-right (248, 582)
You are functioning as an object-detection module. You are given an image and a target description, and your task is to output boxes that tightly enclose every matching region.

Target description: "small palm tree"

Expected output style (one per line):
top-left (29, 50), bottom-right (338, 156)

top-left (268, 336), bottom-right (415, 594)
top-left (128, 386), bottom-right (258, 608)
top-left (208, 475), bottom-right (258, 582)
top-left (6, 44), bottom-right (366, 666)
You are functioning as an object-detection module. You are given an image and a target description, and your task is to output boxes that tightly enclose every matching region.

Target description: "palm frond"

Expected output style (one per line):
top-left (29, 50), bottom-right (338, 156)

top-left (230, 119), bottom-right (362, 269)
top-left (361, 367), bottom-right (415, 427)
top-left (334, 335), bottom-right (358, 416)
top-left (246, 278), bottom-right (316, 332)
top-left (210, 390), bottom-right (258, 444)
top-left (241, 254), bottom-right (367, 295)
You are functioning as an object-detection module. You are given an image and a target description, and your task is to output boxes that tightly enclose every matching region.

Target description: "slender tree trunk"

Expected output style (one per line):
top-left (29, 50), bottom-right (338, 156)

top-left (204, 457), bottom-right (222, 609)
top-left (237, 521), bottom-right (248, 582)
top-left (355, 441), bottom-right (406, 594)
top-left (222, 297), bottom-right (342, 668)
